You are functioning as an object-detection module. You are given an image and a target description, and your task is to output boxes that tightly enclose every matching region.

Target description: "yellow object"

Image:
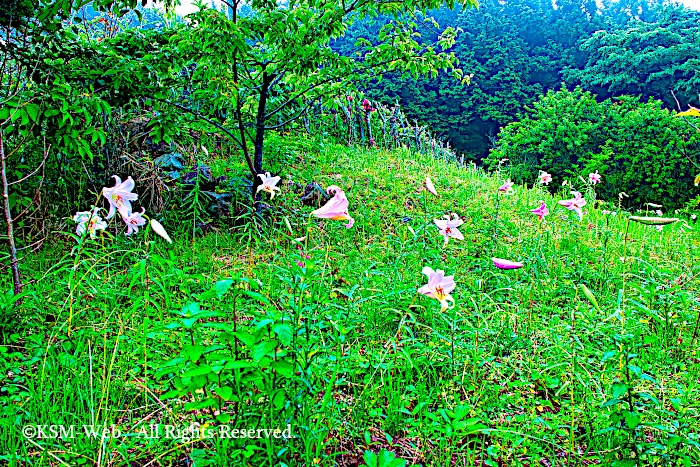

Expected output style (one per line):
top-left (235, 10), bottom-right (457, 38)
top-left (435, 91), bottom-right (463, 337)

top-left (677, 107), bottom-right (700, 117)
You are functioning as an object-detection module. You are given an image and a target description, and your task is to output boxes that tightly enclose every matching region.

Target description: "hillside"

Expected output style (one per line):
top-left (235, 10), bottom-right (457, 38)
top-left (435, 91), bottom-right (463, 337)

top-left (2, 137), bottom-right (700, 466)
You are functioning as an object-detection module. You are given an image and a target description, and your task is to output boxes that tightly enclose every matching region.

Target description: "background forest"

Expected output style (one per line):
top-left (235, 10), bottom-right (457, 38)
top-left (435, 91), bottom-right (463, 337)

top-left (338, 0), bottom-right (700, 159)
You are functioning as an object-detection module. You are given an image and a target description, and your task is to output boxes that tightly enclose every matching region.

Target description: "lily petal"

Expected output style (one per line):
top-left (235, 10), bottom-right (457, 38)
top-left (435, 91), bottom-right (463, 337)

top-left (492, 257), bottom-right (524, 270)
top-left (425, 176), bottom-right (438, 196)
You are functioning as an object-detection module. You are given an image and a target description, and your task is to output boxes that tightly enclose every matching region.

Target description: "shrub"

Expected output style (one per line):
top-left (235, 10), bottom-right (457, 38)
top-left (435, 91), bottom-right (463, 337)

top-left (486, 86), bottom-right (700, 209)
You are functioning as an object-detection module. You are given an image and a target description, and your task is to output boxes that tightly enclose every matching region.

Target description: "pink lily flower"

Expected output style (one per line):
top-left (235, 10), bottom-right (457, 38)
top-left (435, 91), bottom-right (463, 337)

top-left (531, 202), bottom-right (549, 220)
top-left (417, 266), bottom-right (456, 312)
top-left (538, 171), bottom-right (552, 185)
top-left (312, 185), bottom-right (355, 228)
top-left (589, 171), bottom-right (602, 185)
top-left (498, 179), bottom-right (514, 193)
top-left (425, 176), bottom-right (438, 196)
top-left (256, 172), bottom-right (281, 198)
top-left (434, 213), bottom-right (464, 246)
top-left (121, 207), bottom-right (147, 236)
top-left (492, 257), bottom-right (524, 269)
top-left (558, 191), bottom-right (587, 220)
top-left (73, 208), bottom-right (107, 239)
top-left (102, 175), bottom-right (138, 220)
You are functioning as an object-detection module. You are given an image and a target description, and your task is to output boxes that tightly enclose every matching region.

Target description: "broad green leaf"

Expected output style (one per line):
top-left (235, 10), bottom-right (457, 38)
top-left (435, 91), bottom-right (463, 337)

top-left (272, 323), bottom-right (293, 346)
top-left (215, 386), bottom-right (234, 400)
top-left (182, 364), bottom-right (213, 377)
top-left (25, 103), bottom-right (40, 123)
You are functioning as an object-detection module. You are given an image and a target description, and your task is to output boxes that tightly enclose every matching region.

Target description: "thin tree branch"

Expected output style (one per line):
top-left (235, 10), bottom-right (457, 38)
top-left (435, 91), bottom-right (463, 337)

top-left (9, 143), bottom-right (50, 186)
top-left (155, 98), bottom-right (258, 176)
top-left (0, 131), bottom-right (22, 298)
top-left (265, 93), bottom-right (326, 130)
top-left (265, 79), bottom-right (330, 119)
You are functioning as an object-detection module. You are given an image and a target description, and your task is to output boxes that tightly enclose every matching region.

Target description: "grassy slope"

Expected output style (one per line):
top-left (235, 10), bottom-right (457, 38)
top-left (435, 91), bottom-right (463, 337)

top-left (2, 135), bottom-right (700, 466)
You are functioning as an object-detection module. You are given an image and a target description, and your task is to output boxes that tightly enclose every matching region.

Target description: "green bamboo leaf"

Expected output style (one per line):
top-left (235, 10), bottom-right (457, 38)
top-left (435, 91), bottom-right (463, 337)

top-left (629, 216), bottom-right (679, 225)
top-left (579, 284), bottom-right (601, 313)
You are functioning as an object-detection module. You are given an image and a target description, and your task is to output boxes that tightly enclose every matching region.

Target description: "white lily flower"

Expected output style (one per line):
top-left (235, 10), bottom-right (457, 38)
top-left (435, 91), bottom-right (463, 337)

top-left (73, 209), bottom-right (107, 239)
top-left (417, 266), bottom-right (456, 312)
top-left (434, 213), bottom-right (464, 246)
top-left (256, 172), bottom-right (281, 198)
top-left (102, 175), bottom-right (138, 220)
top-left (120, 207), bottom-right (147, 236)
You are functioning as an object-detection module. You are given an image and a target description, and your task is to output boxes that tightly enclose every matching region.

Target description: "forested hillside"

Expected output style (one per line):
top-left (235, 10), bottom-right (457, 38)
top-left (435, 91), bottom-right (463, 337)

top-left (336, 0), bottom-right (700, 159)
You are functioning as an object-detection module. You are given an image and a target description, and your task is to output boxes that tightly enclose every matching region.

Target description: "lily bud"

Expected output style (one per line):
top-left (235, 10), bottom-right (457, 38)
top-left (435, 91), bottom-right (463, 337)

top-left (150, 219), bottom-right (172, 244)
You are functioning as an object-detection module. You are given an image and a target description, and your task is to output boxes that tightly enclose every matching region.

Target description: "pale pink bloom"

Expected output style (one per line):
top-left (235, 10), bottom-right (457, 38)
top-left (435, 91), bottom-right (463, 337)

top-left (538, 171), bottom-right (552, 185)
top-left (102, 175), bottom-right (138, 220)
top-left (530, 202), bottom-right (549, 220)
top-left (498, 179), bottom-right (514, 193)
top-left (312, 185), bottom-right (355, 228)
top-left (73, 209), bottom-right (107, 239)
top-left (425, 176), bottom-right (438, 196)
top-left (656, 225), bottom-right (663, 232)
top-left (492, 257), bottom-right (524, 269)
top-left (256, 172), bottom-right (281, 198)
top-left (655, 210), bottom-right (663, 216)
top-left (150, 219), bottom-right (172, 244)
top-left (417, 266), bottom-right (456, 312)
top-left (121, 207), bottom-right (147, 236)
top-left (434, 213), bottom-right (464, 246)
top-left (589, 171), bottom-right (602, 185)
top-left (558, 191), bottom-right (587, 220)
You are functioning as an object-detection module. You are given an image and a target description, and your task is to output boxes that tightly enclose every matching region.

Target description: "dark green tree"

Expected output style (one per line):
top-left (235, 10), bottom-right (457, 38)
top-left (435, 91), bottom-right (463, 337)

top-left (337, 0), bottom-right (683, 159)
top-left (566, 6), bottom-right (700, 109)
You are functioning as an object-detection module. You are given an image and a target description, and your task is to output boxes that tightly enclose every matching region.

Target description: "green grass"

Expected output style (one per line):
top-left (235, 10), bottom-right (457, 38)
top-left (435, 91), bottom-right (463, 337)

top-left (2, 134), bottom-right (700, 466)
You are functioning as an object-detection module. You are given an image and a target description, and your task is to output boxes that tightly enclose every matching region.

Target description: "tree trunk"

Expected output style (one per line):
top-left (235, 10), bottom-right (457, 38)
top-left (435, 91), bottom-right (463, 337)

top-left (0, 133), bottom-right (22, 299)
top-left (252, 73), bottom-right (273, 210)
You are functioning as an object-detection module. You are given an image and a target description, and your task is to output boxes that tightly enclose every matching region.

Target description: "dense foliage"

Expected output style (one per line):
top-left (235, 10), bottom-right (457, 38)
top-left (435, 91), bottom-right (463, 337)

top-left (566, 6), bottom-right (700, 109)
top-left (0, 0), bottom-right (476, 296)
top-left (486, 87), bottom-right (700, 209)
top-left (338, 0), bottom-right (699, 159)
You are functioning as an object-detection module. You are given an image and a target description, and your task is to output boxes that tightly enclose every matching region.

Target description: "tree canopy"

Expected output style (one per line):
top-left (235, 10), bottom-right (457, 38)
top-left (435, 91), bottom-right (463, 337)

top-left (566, 6), bottom-right (700, 109)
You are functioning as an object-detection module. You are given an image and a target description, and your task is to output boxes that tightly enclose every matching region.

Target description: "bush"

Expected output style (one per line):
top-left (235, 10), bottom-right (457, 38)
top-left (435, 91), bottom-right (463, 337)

top-left (486, 86), bottom-right (700, 209)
